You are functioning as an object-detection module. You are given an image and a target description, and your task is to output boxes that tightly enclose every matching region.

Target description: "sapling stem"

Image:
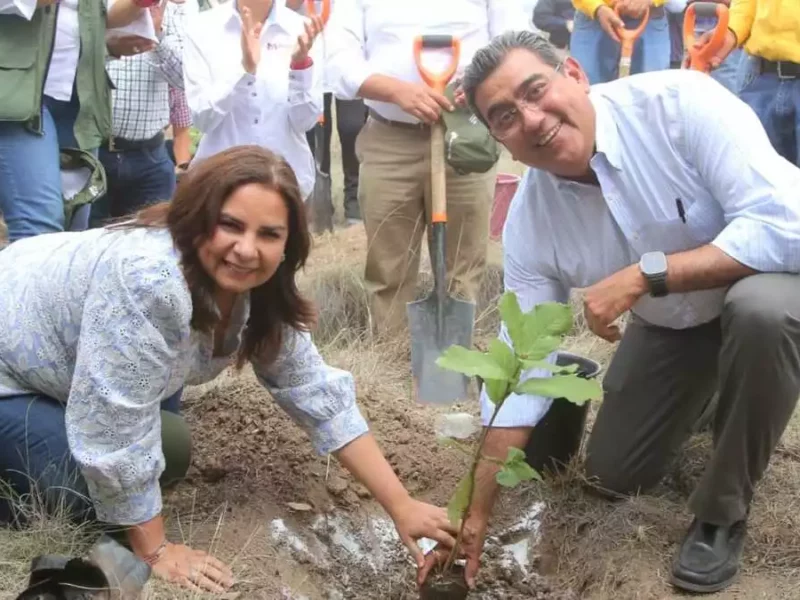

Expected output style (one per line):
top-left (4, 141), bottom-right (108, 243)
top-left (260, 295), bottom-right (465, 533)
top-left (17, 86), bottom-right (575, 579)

top-left (442, 398), bottom-right (504, 574)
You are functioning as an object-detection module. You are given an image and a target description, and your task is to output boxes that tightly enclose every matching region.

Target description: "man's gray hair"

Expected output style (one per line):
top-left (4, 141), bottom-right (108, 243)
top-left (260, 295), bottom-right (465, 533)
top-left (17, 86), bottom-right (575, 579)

top-left (463, 31), bottom-right (563, 124)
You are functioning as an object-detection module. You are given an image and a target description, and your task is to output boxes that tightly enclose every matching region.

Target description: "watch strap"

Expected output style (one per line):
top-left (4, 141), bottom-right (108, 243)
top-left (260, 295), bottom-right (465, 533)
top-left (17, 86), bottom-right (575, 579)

top-left (648, 272), bottom-right (668, 297)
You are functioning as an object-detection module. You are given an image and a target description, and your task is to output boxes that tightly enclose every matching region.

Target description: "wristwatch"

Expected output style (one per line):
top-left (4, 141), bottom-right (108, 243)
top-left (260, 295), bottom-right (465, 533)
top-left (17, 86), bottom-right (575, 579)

top-left (638, 251), bottom-right (668, 297)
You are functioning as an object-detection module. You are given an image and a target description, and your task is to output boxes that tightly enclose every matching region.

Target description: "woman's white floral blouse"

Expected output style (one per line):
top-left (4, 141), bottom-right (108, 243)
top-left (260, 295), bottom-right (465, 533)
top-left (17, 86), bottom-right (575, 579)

top-left (0, 227), bottom-right (368, 525)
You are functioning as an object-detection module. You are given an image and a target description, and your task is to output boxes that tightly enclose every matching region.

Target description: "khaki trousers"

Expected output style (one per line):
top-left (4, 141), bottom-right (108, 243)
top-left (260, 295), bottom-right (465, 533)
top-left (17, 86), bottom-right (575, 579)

top-left (582, 273), bottom-right (800, 526)
top-left (356, 117), bottom-right (495, 334)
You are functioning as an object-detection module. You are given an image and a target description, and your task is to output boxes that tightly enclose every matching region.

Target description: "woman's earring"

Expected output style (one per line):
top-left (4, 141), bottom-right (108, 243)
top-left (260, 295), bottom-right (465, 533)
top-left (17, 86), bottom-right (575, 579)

top-left (281, 254), bottom-right (286, 263)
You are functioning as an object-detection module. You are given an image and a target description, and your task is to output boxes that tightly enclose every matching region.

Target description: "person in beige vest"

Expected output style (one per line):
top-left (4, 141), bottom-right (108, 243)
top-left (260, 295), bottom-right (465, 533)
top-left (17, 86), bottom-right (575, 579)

top-left (327, 0), bottom-right (530, 334)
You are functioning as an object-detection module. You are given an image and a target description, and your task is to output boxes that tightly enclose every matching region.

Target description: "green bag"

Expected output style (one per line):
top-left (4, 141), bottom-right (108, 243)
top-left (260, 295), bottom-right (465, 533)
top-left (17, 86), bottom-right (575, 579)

top-left (441, 81), bottom-right (501, 175)
top-left (60, 148), bottom-right (107, 230)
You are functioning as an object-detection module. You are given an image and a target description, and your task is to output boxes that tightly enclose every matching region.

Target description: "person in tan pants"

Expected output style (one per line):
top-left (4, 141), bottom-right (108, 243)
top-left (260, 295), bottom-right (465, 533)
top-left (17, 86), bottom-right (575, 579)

top-left (327, 0), bottom-right (529, 333)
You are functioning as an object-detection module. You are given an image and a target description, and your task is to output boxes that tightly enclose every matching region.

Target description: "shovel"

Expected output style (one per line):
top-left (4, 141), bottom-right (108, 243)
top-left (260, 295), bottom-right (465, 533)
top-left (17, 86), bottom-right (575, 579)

top-left (612, 5), bottom-right (649, 78)
top-left (683, 1), bottom-right (729, 73)
top-left (306, 0), bottom-right (334, 234)
top-left (407, 34), bottom-right (475, 405)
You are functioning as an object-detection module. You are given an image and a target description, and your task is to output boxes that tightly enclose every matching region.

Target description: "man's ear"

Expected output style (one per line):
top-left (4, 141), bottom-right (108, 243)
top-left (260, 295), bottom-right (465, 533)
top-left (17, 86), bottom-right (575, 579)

top-left (562, 56), bottom-right (590, 89)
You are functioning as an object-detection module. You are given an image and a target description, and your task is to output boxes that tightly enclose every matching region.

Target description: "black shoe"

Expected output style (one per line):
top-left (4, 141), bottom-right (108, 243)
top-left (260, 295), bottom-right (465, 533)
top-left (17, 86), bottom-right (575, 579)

top-left (670, 519), bottom-right (746, 593)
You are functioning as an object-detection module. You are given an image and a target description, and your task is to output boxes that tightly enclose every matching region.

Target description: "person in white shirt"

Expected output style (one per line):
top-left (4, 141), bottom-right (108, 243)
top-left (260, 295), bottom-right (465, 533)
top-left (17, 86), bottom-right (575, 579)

top-left (183, 0), bottom-right (324, 200)
top-left (420, 31), bottom-right (800, 594)
top-left (325, 0), bottom-right (530, 334)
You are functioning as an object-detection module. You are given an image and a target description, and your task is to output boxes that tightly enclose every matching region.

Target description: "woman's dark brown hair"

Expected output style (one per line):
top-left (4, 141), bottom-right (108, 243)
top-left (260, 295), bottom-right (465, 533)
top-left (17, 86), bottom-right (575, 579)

top-left (126, 145), bottom-right (315, 367)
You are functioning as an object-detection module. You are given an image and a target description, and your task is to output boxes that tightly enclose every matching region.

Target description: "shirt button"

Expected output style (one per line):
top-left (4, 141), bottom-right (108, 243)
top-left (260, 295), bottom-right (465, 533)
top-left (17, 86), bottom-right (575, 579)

top-left (247, 81), bottom-right (253, 86)
top-left (254, 118), bottom-right (259, 124)
top-left (251, 92), bottom-right (257, 97)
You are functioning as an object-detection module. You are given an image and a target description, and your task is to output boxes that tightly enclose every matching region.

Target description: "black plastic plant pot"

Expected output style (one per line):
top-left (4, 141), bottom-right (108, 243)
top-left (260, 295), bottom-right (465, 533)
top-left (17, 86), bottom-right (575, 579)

top-left (523, 351), bottom-right (602, 475)
top-left (419, 564), bottom-right (469, 600)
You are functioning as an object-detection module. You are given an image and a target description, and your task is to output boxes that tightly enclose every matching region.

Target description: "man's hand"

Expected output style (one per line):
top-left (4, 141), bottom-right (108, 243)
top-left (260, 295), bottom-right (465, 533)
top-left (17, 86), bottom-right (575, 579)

top-left (683, 29), bottom-right (737, 70)
top-left (240, 6), bottom-right (263, 74)
top-left (291, 14), bottom-right (324, 64)
top-left (417, 511), bottom-right (489, 589)
top-left (390, 80), bottom-right (454, 124)
top-left (595, 5), bottom-right (625, 44)
top-left (583, 264), bottom-right (648, 342)
top-left (107, 35), bottom-right (156, 58)
top-left (615, 0), bottom-right (650, 19)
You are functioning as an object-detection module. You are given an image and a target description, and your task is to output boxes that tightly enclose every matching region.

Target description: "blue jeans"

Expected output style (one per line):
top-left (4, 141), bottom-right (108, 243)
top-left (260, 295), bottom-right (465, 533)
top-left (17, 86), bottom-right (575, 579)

top-left (93, 142), bottom-right (176, 224)
top-left (737, 53), bottom-right (800, 166)
top-left (0, 89), bottom-right (87, 243)
top-left (0, 390), bottom-right (184, 526)
top-left (571, 11), bottom-right (671, 84)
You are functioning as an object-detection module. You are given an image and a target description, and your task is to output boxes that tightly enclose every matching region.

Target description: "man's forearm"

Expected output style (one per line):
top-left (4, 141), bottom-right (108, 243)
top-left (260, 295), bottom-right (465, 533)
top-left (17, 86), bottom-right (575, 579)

top-left (666, 244), bottom-right (757, 294)
top-left (470, 426), bottom-right (532, 518)
top-left (357, 74), bottom-right (402, 104)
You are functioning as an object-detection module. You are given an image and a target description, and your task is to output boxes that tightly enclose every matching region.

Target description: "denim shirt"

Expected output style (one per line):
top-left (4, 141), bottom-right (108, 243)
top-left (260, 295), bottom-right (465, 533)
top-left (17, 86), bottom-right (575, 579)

top-left (0, 227), bottom-right (368, 525)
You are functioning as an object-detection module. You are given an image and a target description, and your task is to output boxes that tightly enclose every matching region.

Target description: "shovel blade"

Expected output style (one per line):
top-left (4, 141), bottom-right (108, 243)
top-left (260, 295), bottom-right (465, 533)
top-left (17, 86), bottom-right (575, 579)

top-left (309, 168), bottom-right (333, 234)
top-left (408, 294), bottom-right (475, 405)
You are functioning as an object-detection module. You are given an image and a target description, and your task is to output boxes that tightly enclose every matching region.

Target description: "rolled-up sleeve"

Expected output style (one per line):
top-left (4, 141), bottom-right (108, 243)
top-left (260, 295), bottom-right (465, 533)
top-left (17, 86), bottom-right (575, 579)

top-left (480, 172), bottom-right (570, 428)
top-left (65, 253), bottom-right (192, 525)
top-left (325, 0), bottom-right (372, 100)
top-left (681, 72), bottom-right (800, 274)
top-left (252, 328), bottom-right (369, 455)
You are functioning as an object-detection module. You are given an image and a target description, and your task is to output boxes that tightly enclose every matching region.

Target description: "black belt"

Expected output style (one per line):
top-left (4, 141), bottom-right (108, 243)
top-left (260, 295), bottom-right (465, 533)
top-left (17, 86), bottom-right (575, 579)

top-left (368, 109), bottom-right (428, 131)
top-left (107, 131), bottom-right (165, 152)
top-left (761, 59), bottom-right (800, 79)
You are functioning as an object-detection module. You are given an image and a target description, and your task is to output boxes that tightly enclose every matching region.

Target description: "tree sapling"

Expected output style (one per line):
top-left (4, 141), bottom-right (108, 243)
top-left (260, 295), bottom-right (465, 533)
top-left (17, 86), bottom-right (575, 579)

top-left (419, 291), bottom-right (603, 600)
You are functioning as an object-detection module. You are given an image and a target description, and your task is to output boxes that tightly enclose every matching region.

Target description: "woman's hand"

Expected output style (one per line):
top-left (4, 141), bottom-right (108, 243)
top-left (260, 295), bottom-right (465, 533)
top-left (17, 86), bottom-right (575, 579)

top-left (389, 497), bottom-right (459, 568)
top-left (151, 542), bottom-right (235, 593)
top-left (291, 14), bottom-right (324, 64)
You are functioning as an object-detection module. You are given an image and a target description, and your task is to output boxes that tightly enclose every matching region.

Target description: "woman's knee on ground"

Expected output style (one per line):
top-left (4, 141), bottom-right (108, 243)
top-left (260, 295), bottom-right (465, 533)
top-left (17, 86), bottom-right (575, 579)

top-left (160, 410), bottom-right (192, 487)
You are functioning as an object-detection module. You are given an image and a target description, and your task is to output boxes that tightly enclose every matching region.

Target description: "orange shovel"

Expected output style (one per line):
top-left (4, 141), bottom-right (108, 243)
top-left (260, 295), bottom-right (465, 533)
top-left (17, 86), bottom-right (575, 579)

top-left (683, 1), bottom-right (729, 73)
top-left (407, 35), bottom-right (476, 405)
top-left (613, 5), bottom-right (649, 78)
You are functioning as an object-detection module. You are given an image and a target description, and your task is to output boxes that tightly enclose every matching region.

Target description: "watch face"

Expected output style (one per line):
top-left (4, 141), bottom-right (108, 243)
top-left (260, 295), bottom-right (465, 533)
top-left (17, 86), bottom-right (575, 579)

top-left (641, 252), bottom-right (668, 275)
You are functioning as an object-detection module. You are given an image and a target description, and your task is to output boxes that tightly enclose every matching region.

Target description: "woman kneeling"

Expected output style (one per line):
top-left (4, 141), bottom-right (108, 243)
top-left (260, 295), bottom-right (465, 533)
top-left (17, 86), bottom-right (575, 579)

top-left (0, 145), bottom-right (456, 592)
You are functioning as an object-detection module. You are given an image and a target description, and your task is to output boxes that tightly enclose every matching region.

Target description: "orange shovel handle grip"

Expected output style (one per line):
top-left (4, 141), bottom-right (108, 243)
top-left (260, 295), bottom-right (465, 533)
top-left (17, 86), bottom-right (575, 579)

top-left (305, 0), bottom-right (331, 26)
top-left (683, 2), bottom-right (729, 73)
top-left (413, 35), bottom-right (462, 94)
top-left (613, 4), bottom-right (650, 49)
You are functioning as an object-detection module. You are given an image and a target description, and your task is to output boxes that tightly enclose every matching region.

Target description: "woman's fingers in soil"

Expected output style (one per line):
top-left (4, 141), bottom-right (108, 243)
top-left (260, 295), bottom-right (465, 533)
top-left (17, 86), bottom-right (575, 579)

top-left (417, 549), bottom-right (444, 586)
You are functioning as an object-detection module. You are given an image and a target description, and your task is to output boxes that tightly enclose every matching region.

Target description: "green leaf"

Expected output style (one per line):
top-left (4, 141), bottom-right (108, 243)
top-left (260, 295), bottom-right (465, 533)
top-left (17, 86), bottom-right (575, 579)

top-left (488, 339), bottom-right (517, 379)
top-left (499, 292), bottom-right (525, 351)
top-left (447, 474), bottom-right (473, 526)
top-left (518, 359), bottom-right (579, 374)
top-left (496, 446), bottom-right (542, 488)
top-left (484, 378), bottom-right (509, 405)
top-left (509, 446), bottom-right (529, 462)
top-left (514, 374), bottom-right (603, 405)
top-left (496, 468), bottom-right (520, 488)
top-left (509, 460), bottom-right (542, 483)
top-left (517, 303), bottom-right (573, 358)
top-left (436, 345), bottom-right (510, 381)
top-left (522, 335), bottom-right (563, 361)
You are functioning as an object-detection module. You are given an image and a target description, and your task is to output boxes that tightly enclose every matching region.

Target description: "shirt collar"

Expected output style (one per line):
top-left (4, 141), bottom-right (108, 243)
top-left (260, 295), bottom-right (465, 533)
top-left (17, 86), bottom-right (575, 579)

top-left (229, 0), bottom-right (287, 29)
top-left (589, 90), bottom-right (622, 171)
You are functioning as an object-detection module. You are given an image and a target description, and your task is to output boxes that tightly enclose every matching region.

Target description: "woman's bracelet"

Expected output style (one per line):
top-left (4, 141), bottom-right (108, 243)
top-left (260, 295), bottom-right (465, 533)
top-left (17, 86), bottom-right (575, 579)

top-left (141, 539), bottom-right (168, 566)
